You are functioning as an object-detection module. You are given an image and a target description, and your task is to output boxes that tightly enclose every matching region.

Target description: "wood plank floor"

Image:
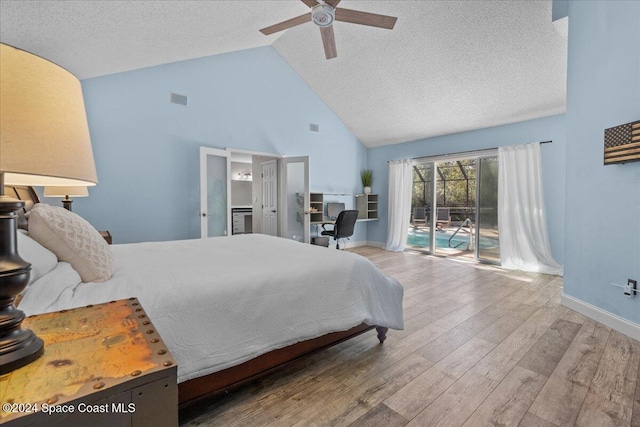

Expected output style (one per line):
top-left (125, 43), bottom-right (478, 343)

top-left (180, 247), bottom-right (640, 427)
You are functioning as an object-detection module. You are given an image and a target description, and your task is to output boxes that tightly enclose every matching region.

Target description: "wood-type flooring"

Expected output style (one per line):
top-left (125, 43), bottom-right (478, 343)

top-left (181, 247), bottom-right (640, 427)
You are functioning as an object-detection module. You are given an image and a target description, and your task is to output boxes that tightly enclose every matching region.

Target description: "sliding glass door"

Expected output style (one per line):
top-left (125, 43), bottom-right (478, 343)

top-left (434, 159), bottom-right (476, 255)
top-left (407, 152), bottom-right (500, 264)
top-left (408, 162), bottom-right (435, 253)
top-left (476, 156), bottom-right (500, 263)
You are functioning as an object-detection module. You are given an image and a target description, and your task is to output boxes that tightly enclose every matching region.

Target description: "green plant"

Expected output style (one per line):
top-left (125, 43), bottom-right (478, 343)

top-left (361, 169), bottom-right (373, 187)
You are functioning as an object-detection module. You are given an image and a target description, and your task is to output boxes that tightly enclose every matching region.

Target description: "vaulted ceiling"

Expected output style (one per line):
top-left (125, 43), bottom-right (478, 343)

top-left (0, 0), bottom-right (567, 147)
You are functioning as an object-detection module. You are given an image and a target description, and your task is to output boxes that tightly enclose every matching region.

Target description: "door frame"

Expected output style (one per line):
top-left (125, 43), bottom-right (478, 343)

top-left (261, 159), bottom-right (279, 237)
top-left (200, 147), bottom-right (231, 238)
top-left (226, 148), bottom-right (282, 235)
top-left (409, 149), bottom-right (500, 263)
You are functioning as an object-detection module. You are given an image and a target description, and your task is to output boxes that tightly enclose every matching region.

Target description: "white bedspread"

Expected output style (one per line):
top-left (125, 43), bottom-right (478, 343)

top-left (20, 234), bottom-right (404, 383)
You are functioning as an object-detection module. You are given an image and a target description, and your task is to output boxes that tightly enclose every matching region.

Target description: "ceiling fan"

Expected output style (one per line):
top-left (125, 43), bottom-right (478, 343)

top-left (259, 0), bottom-right (397, 60)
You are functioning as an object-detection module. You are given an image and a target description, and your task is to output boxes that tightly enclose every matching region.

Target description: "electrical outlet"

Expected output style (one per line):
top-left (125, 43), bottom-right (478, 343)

top-left (629, 279), bottom-right (637, 296)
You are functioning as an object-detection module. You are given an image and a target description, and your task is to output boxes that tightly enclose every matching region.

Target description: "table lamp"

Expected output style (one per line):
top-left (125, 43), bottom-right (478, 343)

top-left (44, 186), bottom-right (89, 211)
top-left (0, 43), bottom-right (98, 374)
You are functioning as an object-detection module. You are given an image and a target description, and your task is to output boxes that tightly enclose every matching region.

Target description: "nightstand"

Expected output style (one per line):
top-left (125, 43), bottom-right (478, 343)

top-left (99, 230), bottom-right (112, 244)
top-left (0, 299), bottom-right (178, 427)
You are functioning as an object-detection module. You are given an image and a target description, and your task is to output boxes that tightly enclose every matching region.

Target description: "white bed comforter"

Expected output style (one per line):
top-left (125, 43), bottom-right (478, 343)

top-left (20, 234), bottom-right (404, 383)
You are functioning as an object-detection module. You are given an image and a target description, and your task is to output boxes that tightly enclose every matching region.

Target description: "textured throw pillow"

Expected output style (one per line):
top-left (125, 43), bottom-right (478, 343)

top-left (28, 204), bottom-right (113, 283)
top-left (17, 229), bottom-right (58, 286)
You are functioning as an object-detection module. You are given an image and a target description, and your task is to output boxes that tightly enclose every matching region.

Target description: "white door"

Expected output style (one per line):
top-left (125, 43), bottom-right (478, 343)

top-left (281, 156), bottom-right (310, 244)
top-left (200, 147), bottom-right (231, 238)
top-left (262, 160), bottom-right (278, 236)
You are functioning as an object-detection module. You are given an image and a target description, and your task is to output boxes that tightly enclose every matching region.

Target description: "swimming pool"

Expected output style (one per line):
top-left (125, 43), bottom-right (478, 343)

top-left (406, 229), bottom-right (497, 250)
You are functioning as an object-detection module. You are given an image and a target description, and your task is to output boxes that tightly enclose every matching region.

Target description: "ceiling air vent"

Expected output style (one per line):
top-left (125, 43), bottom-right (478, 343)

top-left (309, 123), bottom-right (319, 132)
top-left (170, 92), bottom-right (188, 106)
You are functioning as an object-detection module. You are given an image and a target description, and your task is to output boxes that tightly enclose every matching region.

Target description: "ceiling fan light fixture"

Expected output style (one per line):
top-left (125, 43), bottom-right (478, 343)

top-left (312, 4), bottom-right (335, 27)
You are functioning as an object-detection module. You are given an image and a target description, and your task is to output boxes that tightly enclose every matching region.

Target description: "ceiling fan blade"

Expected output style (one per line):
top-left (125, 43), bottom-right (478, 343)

top-left (300, 0), bottom-right (318, 8)
top-left (259, 13), bottom-right (312, 35)
top-left (320, 26), bottom-right (337, 59)
top-left (324, 0), bottom-right (341, 7)
top-left (335, 8), bottom-right (397, 30)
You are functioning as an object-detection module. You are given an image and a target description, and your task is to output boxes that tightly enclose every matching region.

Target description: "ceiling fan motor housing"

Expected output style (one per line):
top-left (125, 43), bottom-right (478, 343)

top-left (312, 4), bottom-right (335, 27)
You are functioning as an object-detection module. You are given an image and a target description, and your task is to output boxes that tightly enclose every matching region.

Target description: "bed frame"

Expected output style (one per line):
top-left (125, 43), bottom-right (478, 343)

top-left (7, 186), bottom-right (390, 409)
top-left (180, 324), bottom-right (388, 408)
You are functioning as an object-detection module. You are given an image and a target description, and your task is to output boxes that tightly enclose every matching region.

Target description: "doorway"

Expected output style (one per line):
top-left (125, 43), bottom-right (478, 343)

top-left (200, 147), bottom-right (281, 239)
top-left (200, 148), bottom-right (310, 243)
top-left (408, 153), bottom-right (500, 263)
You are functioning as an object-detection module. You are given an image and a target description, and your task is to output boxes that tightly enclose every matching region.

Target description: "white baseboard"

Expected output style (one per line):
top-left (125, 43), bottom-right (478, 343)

top-left (318, 239), bottom-right (372, 249)
top-left (561, 293), bottom-right (640, 341)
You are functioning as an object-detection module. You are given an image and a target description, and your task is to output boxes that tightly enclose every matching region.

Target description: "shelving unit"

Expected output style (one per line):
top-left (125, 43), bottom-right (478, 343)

top-left (356, 194), bottom-right (379, 221)
top-left (310, 192), bottom-right (324, 224)
top-left (310, 192), bottom-right (379, 224)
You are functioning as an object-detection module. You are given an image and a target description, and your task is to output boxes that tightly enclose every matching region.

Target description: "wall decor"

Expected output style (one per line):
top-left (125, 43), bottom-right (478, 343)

top-left (604, 120), bottom-right (640, 164)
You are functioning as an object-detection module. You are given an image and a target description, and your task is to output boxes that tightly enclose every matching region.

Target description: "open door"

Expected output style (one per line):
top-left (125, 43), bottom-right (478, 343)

top-left (281, 156), bottom-right (310, 243)
top-left (200, 147), bottom-right (231, 238)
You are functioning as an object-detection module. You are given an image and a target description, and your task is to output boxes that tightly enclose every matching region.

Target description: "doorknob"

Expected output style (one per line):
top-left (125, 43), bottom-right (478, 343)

top-left (271, 210), bottom-right (277, 213)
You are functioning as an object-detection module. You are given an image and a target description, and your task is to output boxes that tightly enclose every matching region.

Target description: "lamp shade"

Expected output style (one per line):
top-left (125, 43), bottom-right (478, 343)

top-left (44, 186), bottom-right (89, 198)
top-left (0, 43), bottom-right (97, 186)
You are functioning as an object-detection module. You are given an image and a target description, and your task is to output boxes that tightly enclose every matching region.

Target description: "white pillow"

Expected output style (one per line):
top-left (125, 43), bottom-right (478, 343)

top-left (28, 204), bottom-right (113, 283)
top-left (17, 229), bottom-right (58, 286)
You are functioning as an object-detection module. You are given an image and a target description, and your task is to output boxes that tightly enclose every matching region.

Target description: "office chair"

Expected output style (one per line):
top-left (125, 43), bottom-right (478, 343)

top-left (321, 210), bottom-right (359, 249)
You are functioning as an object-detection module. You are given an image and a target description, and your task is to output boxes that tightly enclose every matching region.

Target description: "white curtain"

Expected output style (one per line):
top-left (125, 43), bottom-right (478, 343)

top-left (498, 142), bottom-right (562, 275)
top-left (385, 159), bottom-right (413, 252)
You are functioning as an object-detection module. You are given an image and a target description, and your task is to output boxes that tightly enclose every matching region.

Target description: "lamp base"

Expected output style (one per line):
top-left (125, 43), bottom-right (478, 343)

top-left (0, 195), bottom-right (44, 374)
top-left (0, 321), bottom-right (44, 374)
top-left (61, 197), bottom-right (73, 211)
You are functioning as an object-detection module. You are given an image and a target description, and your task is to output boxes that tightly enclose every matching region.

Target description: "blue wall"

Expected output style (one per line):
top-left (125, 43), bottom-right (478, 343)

top-left (367, 114), bottom-right (567, 265)
top-left (563, 1), bottom-right (640, 324)
top-left (62, 46), bottom-right (367, 244)
top-left (38, 1), bottom-right (639, 328)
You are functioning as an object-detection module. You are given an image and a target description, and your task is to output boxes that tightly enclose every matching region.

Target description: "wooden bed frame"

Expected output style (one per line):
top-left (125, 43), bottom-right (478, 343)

top-left (8, 186), bottom-right (391, 409)
top-left (179, 325), bottom-right (388, 408)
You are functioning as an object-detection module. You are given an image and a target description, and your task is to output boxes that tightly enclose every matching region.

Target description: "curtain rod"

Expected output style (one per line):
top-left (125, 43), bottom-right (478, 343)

top-left (387, 140), bottom-right (552, 163)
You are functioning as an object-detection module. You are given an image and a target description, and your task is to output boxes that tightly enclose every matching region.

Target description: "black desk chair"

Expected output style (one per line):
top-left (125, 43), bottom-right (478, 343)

top-left (321, 210), bottom-right (359, 249)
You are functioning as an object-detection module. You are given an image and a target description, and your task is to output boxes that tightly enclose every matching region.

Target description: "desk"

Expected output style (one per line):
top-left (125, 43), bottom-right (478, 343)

top-left (311, 219), bottom-right (335, 225)
top-left (310, 218), bottom-right (377, 239)
top-left (310, 218), bottom-right (378, 225)
top-left (310, 193), bottom-right (379, 223)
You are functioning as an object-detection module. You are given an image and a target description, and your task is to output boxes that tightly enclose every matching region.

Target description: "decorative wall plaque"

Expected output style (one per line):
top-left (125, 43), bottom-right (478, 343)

top-left (604, 120), bottom-right (640, 165)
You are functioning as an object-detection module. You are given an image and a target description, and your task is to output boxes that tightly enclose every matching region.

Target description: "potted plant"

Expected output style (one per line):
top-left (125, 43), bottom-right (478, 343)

top-left (361, 169), bottom-right (373, 194)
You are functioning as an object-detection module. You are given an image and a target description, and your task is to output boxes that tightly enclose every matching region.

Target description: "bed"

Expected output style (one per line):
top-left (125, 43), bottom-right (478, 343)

top-left (9, 187), bottom-right (404, 408)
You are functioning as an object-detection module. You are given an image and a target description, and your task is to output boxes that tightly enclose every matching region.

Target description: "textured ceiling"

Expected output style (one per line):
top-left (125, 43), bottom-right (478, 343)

top-left (0, 0), bottom-right (566, 148)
